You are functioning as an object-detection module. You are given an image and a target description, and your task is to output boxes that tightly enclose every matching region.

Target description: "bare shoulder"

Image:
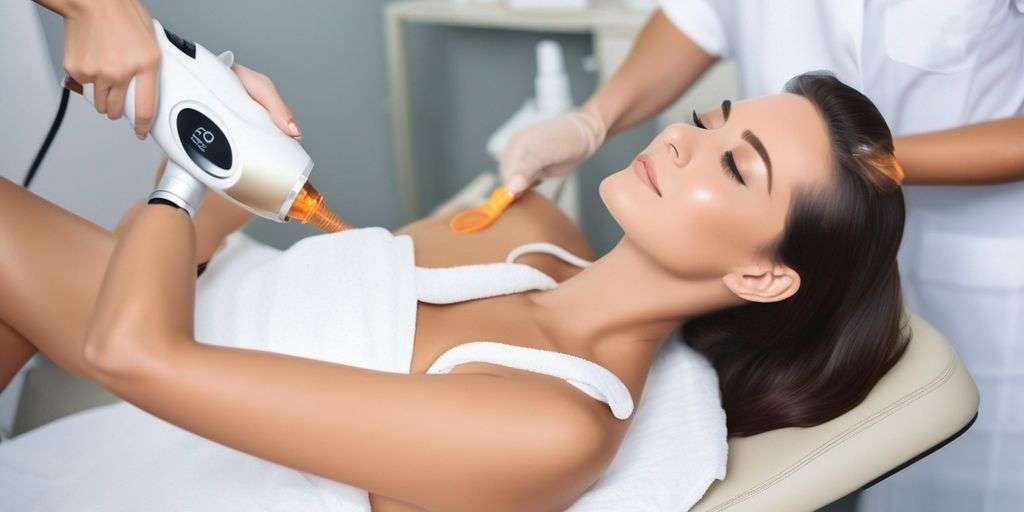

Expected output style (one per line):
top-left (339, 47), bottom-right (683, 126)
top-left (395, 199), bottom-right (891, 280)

top-left (395, 191), bottom-right (596, 274)
top-left (449, 363), bottom-right (622, 508)
top-left (368, 371), bottom-right (615, 511)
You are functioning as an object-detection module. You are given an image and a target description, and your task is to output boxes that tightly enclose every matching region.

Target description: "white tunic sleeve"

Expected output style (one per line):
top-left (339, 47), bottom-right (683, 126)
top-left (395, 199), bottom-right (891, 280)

top-left (657, 0), bottom-right (733, 57)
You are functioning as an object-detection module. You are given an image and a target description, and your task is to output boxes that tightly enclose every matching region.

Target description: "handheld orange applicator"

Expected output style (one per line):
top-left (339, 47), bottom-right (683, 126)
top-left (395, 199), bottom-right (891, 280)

top-left (287, 182), bottom-right (352, 233)
top-left (449, 185), bottom-right (516, 234)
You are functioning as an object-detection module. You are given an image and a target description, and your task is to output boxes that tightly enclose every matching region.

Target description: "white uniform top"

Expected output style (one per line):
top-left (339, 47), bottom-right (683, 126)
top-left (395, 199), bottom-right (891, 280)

top-left (658, 1), bottom-right (1024, 509)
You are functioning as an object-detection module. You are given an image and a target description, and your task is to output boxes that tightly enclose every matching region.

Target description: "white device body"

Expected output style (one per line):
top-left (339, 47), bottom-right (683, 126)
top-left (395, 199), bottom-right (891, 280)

top-left (75, 19), bottom-right (313, 220)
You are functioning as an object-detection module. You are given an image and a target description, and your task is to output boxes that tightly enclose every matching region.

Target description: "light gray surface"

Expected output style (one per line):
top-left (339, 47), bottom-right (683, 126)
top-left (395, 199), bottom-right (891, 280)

top-left (0, 1), bottom-right (162, 232)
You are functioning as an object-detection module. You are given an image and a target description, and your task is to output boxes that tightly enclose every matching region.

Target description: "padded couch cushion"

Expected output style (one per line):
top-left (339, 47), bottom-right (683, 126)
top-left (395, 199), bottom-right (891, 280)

top-left (690, 313), bottom-right (979, 511)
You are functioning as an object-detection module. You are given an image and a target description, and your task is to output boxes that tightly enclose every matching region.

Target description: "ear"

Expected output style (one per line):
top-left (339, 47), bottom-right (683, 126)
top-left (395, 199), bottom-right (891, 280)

top-left (722, 261), bottom-right (801, 303)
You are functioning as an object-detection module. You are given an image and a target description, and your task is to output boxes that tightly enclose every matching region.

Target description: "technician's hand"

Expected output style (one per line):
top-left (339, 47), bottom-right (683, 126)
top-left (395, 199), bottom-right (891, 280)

top-left (115, 64), bottom-right (298, 254)
top-left (231, 63), bottom-right (303, 139)
top-left (60, 0), bottom-right (160, 139)
top-left (499, 104), bottom-right (606, 197)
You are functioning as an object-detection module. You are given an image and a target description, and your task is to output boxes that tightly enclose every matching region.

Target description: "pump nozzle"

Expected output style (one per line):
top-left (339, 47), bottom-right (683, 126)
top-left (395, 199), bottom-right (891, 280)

top-left (287, 181), bottom-right (351, 233)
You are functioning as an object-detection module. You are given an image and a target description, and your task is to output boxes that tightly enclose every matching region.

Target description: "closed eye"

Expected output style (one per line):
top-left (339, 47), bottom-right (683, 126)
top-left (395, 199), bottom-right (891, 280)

top-left (720, 151), bottom-right (746, 186)
top-left (691, 110), bottom-right (707, 130)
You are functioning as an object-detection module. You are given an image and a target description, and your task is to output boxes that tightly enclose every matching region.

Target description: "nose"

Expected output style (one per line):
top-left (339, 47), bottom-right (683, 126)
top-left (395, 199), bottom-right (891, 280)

top-left (662, 123), bottom-right (699, 168)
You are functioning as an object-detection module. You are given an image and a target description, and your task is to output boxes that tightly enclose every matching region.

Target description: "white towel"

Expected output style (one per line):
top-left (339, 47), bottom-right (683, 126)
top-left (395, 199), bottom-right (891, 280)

top-left (0, 228), bottom-right (420, 512)
top-left (415, 263), bottom-right (557, 304)
top-left (194, 227), bottom-right (419, 375)
top-left (0, 228), bottom-right (728, 511)
top-left (563, 333), bottom-right (728, 511)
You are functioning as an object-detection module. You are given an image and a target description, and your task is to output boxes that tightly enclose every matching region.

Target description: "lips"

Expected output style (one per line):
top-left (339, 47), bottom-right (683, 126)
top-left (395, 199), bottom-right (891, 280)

top-left (632, 153), bottom-right (661, 197)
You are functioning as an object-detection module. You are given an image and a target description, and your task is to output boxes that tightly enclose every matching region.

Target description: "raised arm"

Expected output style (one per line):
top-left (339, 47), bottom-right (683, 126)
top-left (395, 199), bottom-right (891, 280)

top-left (115, 159), bottom-right (255, 260)
top-left (896, 116), bottom-right (1024, 184)
top-left (82, 202), bottom-right (608, 512)
top-left (113, 160), bottom-right (252, 264)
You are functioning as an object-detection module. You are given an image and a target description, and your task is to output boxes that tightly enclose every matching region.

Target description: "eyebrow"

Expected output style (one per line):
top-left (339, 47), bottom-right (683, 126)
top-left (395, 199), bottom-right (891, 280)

top-left (721, 100), bottom-right (732, 122)
top-left (742, 130), bottom-right (773, 194)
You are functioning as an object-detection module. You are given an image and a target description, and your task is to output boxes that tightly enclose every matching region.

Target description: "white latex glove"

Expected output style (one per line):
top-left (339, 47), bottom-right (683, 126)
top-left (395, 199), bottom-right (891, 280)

top-left (499, 104), bottom-right (606, 197)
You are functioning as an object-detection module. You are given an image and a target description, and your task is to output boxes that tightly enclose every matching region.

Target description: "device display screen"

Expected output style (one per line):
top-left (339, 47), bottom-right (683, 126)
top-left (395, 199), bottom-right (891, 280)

top-left (176, 108), bottom-right (233, 178)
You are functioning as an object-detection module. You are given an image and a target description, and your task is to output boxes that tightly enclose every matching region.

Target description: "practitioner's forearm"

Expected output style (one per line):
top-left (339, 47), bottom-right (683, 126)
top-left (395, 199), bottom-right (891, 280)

top-left (589, 10), bottom-right (717, 137)
top-left (896, 116), bottom-right (1024, 184)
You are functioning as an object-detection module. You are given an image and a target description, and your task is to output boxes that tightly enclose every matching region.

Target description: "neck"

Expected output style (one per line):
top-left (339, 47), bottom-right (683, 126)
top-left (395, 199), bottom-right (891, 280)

top-left (527, 238), bottom-right (734, 370)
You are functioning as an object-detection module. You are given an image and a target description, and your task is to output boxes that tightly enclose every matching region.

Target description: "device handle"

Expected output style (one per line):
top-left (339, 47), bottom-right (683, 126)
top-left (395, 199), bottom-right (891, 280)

top-left (149, 160), bottom-right (205, 217)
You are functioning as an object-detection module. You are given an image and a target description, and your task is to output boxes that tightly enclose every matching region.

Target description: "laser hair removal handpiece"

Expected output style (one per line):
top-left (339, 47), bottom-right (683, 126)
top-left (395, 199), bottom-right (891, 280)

top-left (66, 19), bottom-right (348, 232)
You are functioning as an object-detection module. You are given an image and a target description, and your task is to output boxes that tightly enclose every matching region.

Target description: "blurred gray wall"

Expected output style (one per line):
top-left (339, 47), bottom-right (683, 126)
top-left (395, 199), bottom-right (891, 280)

top-left (0, 1), bottom-right (162, 234)
top-left (13, 0), bottom-right (653, 252)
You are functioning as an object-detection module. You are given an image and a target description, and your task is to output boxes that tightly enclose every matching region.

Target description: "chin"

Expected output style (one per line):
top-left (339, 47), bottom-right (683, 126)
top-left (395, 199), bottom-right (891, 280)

top-left (600, 169), bottom-right (681, 274)
top-left (599, 169), bottom-right (640, 231)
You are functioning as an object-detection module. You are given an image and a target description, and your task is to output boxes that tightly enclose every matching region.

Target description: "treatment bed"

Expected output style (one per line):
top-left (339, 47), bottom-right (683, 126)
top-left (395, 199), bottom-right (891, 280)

top-left (2, 175), bottom-right (979, 511)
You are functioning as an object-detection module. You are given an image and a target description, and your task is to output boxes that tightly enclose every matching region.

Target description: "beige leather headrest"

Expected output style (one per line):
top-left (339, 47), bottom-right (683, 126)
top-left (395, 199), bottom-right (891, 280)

top-left (691, 312), bottom-right (979, 512)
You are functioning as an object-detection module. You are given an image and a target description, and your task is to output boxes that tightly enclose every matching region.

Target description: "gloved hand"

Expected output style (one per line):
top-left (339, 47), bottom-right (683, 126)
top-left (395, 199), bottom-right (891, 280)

top-left (499, 103), bottom-right (607, 197)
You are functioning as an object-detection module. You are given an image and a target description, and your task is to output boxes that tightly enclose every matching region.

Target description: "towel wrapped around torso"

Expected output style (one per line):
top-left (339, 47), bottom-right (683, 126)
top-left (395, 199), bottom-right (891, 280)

top-left (0, 228), bottom-right (728, 512)
top-left (0, 228), bottom-right (421, 512)
top-left (194, 227), bottom-right (419, 374)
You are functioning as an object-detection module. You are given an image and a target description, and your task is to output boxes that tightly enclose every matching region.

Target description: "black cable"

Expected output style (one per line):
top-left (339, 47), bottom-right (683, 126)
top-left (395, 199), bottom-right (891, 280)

top-left (23, 87), bottom-right (71, 189)
top-left (147, 196), bottom-right (185, 210)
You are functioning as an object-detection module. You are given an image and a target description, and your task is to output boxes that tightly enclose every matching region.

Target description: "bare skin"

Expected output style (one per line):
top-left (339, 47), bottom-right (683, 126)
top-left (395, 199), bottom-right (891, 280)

top-left (0, 94), bottom-right (832, 510)
top-left (0, 183), bottom-right (614, 511)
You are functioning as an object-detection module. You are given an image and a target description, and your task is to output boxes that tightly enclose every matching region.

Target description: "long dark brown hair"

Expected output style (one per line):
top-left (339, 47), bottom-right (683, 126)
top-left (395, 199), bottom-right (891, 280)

top-left (682, 72), bottom-right (911, 437)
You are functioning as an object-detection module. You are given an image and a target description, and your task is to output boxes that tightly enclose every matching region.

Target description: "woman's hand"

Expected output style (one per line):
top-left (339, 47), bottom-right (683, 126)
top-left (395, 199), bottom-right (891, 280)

top-left (56, 0), bottom-right (161, 139)
top-left (115, 62), bottom-right (300, 260)
top-left (36, 0), bottom-right (303, 141)
top-left (231, 63), bottom-right (303, 139)
top-left (499, 104), bottom-right (606, 197)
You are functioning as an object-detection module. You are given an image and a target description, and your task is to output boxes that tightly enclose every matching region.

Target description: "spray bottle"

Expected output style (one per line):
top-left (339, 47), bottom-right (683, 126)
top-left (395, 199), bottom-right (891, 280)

top-left (485, 40), bottom-right (574, 160)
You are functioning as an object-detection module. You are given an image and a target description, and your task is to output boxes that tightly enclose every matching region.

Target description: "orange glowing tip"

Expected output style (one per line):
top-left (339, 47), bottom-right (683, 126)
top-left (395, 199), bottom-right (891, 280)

top-left (287, 181), bottom-right (352, 233)
top-left (449, 185), bottom-right (516, 234)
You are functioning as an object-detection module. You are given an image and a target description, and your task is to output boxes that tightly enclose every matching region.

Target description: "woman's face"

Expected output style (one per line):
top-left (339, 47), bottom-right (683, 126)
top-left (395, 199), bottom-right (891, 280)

top-left (600, 93), bottom-right (832, 279)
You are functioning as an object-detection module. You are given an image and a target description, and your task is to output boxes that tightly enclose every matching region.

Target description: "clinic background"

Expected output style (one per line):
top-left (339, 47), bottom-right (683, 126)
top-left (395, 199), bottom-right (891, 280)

top-left (8, 2), bottom-right (1008, 512)
top-left (1, 0), bottom-right (674, 254)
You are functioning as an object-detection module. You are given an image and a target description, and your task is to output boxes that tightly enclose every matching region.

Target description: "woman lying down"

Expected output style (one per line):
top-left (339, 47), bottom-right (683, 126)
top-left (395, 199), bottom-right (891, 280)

top-left (0, 73), bottom-right (908, 512)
